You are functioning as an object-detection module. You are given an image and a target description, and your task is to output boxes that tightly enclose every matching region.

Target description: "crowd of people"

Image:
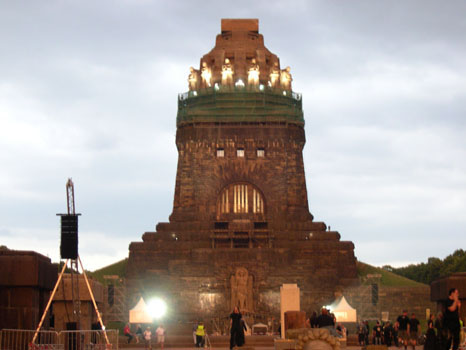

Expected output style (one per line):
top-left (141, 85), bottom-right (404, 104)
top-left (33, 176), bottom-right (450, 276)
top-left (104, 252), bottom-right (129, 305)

top-left (354, 288), bottom-right (463, 350)
top-left (305, 288), bottom-right (463, 350)
top-left (307, 308), bottom-right (347, 338)
top-left (121, 288), bottom-right (462, 350)
top-left (123, 323), bottom-right (165, 350)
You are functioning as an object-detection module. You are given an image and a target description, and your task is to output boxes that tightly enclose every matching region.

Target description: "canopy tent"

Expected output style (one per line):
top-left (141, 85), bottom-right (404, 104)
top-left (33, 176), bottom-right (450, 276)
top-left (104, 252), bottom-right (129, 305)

top-left (328, 296), bottom-right (357, 322)
top-left (129, 297), bottom-right (153, 323)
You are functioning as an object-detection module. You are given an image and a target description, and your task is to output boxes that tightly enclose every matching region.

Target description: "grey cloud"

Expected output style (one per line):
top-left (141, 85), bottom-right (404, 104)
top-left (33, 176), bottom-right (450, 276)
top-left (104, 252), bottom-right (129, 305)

top-left (1, 0), bottom-right (465, 269)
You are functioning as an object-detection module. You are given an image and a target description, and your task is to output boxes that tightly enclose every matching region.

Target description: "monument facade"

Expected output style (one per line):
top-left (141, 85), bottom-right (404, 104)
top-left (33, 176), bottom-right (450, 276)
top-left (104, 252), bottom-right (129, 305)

top-left (127, 19), bottom-right (358, 324)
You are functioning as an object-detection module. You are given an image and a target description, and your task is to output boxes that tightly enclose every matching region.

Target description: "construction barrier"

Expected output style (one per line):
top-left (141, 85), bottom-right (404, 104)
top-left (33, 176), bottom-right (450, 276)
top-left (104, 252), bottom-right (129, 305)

top-left (0, 329), bottom-right (59, 350)
top-left (0, 330), bottom-right (118, 350)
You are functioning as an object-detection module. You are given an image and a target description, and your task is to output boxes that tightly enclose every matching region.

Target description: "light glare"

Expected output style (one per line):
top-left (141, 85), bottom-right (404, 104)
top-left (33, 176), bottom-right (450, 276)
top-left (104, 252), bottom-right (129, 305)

top-left (147, 298), bottom-right (167, 319)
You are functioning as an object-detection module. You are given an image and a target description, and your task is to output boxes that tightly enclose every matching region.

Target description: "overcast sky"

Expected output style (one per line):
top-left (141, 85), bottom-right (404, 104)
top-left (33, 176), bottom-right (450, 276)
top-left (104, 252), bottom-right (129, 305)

top-left (1, 1), bottom-right (465, 271)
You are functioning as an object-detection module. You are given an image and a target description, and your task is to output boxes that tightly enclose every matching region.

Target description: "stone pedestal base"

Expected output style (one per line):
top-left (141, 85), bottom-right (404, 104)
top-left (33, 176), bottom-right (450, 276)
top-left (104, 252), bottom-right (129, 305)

top-left (286, 328), bottom-right (341, 350)
top-left (275, 338), bottom-right (297, 350)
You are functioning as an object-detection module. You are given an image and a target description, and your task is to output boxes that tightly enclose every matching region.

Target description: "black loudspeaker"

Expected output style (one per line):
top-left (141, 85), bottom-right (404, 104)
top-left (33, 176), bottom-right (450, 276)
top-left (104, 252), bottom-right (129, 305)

top-left (371, 283), bottom-right (379, 305)
top-left (60, 215), bottom-right (78, 259)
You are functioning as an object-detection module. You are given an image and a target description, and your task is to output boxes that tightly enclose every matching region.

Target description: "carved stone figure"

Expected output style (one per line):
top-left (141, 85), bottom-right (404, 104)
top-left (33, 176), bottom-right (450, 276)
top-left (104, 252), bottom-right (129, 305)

top-left (201, 62), bottom-right (212, 88)
top-left (280, 66), bottom-right (292, 90)
top-left (247, 58), bottom-right (260, 87)
top-left (221, 58), bottom-right (234, 86)
top-left (230, 267), bottom-right (253, 312)
top-left (269, 62), bottom-right (280, 88)
top-left (188, 67), bottom-right (200, 91)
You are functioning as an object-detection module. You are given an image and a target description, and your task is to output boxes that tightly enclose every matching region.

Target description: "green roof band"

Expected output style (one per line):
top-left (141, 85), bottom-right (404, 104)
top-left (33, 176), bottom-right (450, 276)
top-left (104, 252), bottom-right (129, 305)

top-left (177, 86), bottom-right (304, 126)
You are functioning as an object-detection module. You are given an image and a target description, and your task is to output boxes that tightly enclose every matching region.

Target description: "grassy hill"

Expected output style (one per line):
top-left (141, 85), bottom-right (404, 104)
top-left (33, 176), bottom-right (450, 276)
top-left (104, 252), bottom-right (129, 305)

top-left (89, 258), bottom-right (127, 284)
top-left (357, 261), bottom-right (427, 287)
top-left (89, 258), bottom-right (426, 287)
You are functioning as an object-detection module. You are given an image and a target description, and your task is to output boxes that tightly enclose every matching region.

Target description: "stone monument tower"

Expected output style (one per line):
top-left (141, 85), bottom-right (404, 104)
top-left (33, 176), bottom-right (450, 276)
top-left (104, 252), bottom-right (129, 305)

top-left (127, 19), bottom-right (358, 322)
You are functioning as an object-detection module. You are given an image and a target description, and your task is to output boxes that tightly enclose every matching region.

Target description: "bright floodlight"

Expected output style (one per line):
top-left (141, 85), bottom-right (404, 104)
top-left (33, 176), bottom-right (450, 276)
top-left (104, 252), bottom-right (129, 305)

top-left (147, 298), bottom-right (167, 319)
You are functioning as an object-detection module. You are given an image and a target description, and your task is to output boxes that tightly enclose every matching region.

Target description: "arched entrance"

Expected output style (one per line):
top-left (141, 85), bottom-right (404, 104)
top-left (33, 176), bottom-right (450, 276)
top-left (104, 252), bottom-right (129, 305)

top-left (213, 183), bottom-right (270, 248)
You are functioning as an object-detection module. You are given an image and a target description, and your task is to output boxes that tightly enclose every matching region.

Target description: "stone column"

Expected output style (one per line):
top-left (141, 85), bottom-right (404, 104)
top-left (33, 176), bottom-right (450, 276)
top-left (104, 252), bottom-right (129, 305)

top-left (280, 284), bottom-right (300, 338)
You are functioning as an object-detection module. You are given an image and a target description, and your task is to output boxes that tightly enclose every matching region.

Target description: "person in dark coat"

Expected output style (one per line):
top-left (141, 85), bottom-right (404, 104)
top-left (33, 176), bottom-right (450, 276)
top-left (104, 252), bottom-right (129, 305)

top-left (444, 288), bottom-right (461, 350)
top-left (230, 307), bottom-right (243, 350)
top-left (435, 312), bottom-right (447, 350)
top-left (424, 315), bottom-right (436, 350)
top-left (384, 321), bottom-right (394, 347)
top-left (236, 319), bottom-right (247, 347)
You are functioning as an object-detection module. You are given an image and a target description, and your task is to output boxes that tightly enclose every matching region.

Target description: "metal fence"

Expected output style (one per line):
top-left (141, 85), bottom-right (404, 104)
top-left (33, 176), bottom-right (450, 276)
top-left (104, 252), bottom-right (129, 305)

top-left (0, 329), bottom-right (58, 350)
top-left (0, 330), bottom-right (118, 350)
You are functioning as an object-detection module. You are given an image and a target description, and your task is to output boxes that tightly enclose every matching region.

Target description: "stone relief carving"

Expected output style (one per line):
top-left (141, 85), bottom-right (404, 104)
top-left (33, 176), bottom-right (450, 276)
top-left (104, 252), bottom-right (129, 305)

top-left (201, 62), bottom-right (212, 88)
top-left (280, 66), bottom-right (292, 90)
top-left (188, 67), bottom-right (200, 91)
top-left (230, 267), bottom-right (254, 312)
top-left (221, 58), bottom-right (234, 86)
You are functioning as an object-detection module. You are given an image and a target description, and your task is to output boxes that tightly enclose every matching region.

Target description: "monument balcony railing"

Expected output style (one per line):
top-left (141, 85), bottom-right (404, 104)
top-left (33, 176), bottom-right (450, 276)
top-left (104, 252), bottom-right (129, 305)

top-left (211, 230), bottom-right (270, 237)
top-left (177, 86), bottom-right (303, 125)
top-left (179, 85), bottom-right (302, 101)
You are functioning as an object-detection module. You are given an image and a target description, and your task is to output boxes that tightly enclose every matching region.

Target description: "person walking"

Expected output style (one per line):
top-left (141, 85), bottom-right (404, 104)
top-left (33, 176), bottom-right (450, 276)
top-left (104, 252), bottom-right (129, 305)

top-left (156, 325), bottom-right (166, 350)
top-left (196, 321), bottom-right (205, 348)
top-left (230, 307), bottom-right (243, 350)
top-left (144, 327), bottom-right (152, 350)
top-left (409, 313), bottom-right (421, 350)
top-left (397, 310), bottom-right (410, 350)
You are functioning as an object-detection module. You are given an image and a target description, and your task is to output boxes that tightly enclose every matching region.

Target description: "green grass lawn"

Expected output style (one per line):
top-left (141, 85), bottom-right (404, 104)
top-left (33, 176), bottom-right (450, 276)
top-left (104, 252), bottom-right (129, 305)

top-left (357, 261), bottom-right (427, 287)
top-left (88, 258), bottom-right (127, 285)
top-left (88, 259), bottom-right (425, 288)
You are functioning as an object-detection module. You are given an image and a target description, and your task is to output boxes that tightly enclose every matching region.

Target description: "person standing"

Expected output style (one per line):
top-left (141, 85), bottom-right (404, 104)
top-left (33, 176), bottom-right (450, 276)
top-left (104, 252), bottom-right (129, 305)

top-left (397, 310), bottom-right (410, 350)
top-left (316, 308), bottom-right (335, 328)
top-left (409, 313), bottom-right (421, 350)
top-left (136, 324), bottom-right (143, 344)
top-left (444, 288), bottom-right (461, 350)
top-left (358, 322), bottom-right (367, 346)
top-left (373, 321), bottom-right (382, 345)
top-left (156, 325), bottom-right (166, 350)
top-left (364, 321), bottom-right (370, 345)
top-left (144, 327), bottom-right (152, 350)
top-left (230, 307), bottom-right (243, 350)
top-left (196, 321), bottom-right (205, 348)
top-left (384, 321), bottom-right (394, 347)
top-left (424, 315), bottom-right (436, 350)
top-left (309, 311), bottom-right (318, 328)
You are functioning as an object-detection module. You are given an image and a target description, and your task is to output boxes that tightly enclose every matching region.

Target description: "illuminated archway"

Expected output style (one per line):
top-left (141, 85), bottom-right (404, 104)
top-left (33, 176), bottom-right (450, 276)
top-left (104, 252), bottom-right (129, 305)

top-left (217, 183), bottom-right (265, 217)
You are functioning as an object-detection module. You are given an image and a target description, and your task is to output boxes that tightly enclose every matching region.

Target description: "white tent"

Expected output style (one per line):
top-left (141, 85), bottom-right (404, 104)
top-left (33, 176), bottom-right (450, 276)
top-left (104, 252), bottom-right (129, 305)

top-left (129, 297), bottom-right (153, 323)
top-left (329, 296), bottom-right (357, 322)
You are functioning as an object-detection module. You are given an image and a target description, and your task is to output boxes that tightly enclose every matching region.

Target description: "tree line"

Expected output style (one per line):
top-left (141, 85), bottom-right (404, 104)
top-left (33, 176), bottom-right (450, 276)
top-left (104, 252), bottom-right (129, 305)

top-left (382, 249), bottom-right (466, 285)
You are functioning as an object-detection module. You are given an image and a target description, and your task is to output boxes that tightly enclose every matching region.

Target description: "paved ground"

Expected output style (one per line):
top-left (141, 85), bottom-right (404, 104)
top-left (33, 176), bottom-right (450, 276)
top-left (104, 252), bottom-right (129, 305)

top-left (120, 346), bottom-right (425, 350)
